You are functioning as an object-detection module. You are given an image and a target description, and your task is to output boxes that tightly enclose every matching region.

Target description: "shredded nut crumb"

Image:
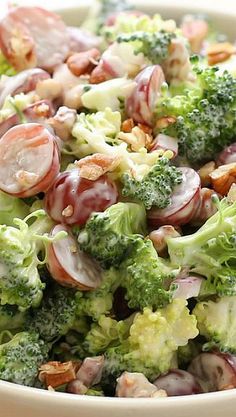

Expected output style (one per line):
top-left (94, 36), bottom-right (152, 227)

top-left (118, 126), bottom-right (152, 151)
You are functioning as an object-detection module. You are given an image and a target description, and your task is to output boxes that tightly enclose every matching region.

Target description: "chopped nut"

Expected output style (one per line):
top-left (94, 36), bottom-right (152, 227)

top-left (137, 123), bottom-right (153, 136)
top-left (62, 205), bottom-right (74, 218)
top-left (155, 116), bottom-right (176, 130)
top-left (207, 42), bottom-right (236, 66)
top-left (33, 102), bottom-right (50, 118)
top-left (90, 64), bottom-right (111, 84)
top-left (209, 162), bottom-right (236, 195)
top-left (198, 161), bottom-right (216, 187)
top-left (118, 126), bottom-right (152, 152)
top-left (121, 118), bottom-right (135, 133)
top-left (39, 361), bottom-right (81, 388)
top-left (227, 183), bottom-right (236, 202)
top-left (76, 154), bottom-right (121, 181)
top-left (67, 48), bottom-right (100, 77)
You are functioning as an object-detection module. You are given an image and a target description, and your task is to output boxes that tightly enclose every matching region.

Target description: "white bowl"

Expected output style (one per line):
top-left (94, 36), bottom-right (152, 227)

top-left (1, 1), bottom-right (236, 416)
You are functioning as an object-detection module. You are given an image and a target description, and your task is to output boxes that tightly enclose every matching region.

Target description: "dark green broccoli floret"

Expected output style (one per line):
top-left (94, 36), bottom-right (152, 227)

top-left (122, 156), bottom-right (182, 209)
top-left (78, 202), bottom-right (146, 268)
top-left (157, 66), bottom-right (236, 163)
top-left (28, 285), bottom-right (77, 342)
top-left (0, 332), bottom-right (49, 386)
top-left (121, 238), bottom-right (176, 310)
top-left (0, 305), bottom-right (27, 332)
top-left (117, 30), bottom-right (176, 64)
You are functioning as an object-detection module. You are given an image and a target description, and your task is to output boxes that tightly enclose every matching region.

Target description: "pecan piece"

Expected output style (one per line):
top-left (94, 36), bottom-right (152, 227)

top-left (209, 162), bottom-right (236, 195)
top-left (76, 153), bottom-right (121, 180)
top-left (118, 126), bottom-right (152, 152)
top-left (67, 48), bottom-right (100, 76)
top-left (207, 42), bottom-right (236, 66)
top-left (155, 116), bottom-right (176, 130)
top-left (198, 161), bottom-right (216, 187)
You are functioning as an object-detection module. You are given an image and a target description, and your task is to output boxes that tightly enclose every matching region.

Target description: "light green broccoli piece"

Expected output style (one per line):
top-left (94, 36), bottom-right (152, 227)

top-left (167, 198), bottom-right (236, 297)
top-left (0, 191), bottom-right (29, 226)
top-left (193, 296), bottom-right (236, 353)
top-left (0, 332), bottom-right (49, 386)
top-left (83, 314), bottom-right (134, 355)
top-left (78, 202), bottom-right (146, 268)
top-left (103, 299), bottom-right (199, 381)
top-left (0, 210), bottom-right (54, 310)
top-left (116, 31), bottom-right (176, 65)
top-left (0, 51), bottom-right (16, 76)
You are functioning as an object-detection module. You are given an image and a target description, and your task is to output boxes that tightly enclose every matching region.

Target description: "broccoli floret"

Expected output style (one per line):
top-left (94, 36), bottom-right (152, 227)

top-left (0, 305), bottom-right (27, 332)
top-left (78, 202), bottom-right (146, 268)
top-left (122, 156), bottom-right (182, 210)
top-left (29, 285), bottom-right (77, 342)
top-left (84, 314), bottom-right (134, 355)
top-left (76, 268), bottom-right (120, 320)
top-left (121, 238), bottom-right (176, 310)
top-left (0, 210), bottom-right (54, 310)
top-left (0, 51), bottom-right (16, 76)
top-left (98, 0), bottom-right (131, 29)
top-left (167, 198), bottom-right (236, 297)
top-left (156, 66), bottom-right (236, 163)
top-left (0, 332), bottom-right (49, 386)
top-left (193, 296), bottom-right (236, 353)
top-left (103, 299), bottom-right (198, 382)
top-left (117, 31), bottom-right (176, 64)
top-left (0, 191), bottom-right (29, 226)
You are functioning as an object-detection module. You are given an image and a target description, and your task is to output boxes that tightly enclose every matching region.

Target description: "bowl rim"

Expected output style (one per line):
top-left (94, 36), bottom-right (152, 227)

top-left (1, 0), bottom-right (236, 407)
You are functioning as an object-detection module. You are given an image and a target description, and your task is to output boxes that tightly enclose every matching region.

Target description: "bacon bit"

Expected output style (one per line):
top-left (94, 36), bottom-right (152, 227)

top-left (67, 48), bottom-right (100, 77)
top-left (62, 205), bottom-right (74, 218)
top-left (121, 118), bottom-right (135, 133)
top-left (227, 183), bottom-right (236, 202)
top-left (39, 361), bottom-right (81, 388)
top-left (67, 379), bottom-right (88, 395)
top-left (15, 170), bottom-right (39, 187)
top-left (118, 126), bottom-right (152, 152)
top-left (207, 42), bottom-right (236, 66)
top-left (76, 154), bottom-right (121, 181)
top-left (209, 162), bottom-right (236, 195)
top-left (198, 161), bottom-right (216, 187)
top-left (155, 116), bottom-right (176, 130)
top-left (89, 64), bottom-right (111, 84)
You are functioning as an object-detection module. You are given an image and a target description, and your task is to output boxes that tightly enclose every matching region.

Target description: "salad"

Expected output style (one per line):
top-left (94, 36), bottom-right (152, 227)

top-left (0, 0), bottom-right (235, 399)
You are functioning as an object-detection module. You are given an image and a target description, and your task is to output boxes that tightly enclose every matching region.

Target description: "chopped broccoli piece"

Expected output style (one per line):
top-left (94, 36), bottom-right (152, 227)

top-left (29, 285), bottom-right (77, 342)
top-left (0, 51), bottom-right (16, 76)
top-left (156, 66), bottom-right (236, 163)
top-left (0, 332), bottom-right (49, 386)
top-left (122, 156), bottom-right (182, 210)
top-left (103, 299), bottom-right (198, 381)
top-left (121, 238), bottom-right (176, 310)
top-left (76, 268), bottom-right (120, 320)
top-left (117, 31), bottom-right (176, 64)
top-left (0, 192), bottom-right (29, 226)
top-left (0, 210), bottom-right (54, 310)
top-left (167, 198), bottom-right (236, 297)
top-left (84, 314), bottom-right (133, 355)
top-left (78, 202), bottom-right (146, 268)
top-left (0, 305), bottom-right (27, 332)
top-left (193, 296), bottom-right (236, 353)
